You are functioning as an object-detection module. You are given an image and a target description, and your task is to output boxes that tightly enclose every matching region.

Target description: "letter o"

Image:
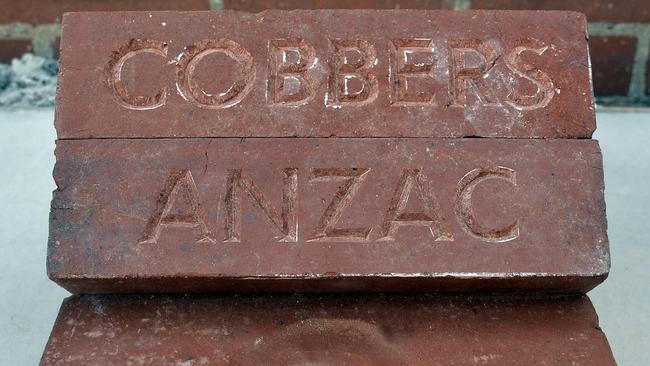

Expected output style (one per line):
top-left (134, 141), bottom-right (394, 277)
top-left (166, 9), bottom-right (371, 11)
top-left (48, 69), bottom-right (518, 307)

top-left (176, 39), bottom-right (256, 109)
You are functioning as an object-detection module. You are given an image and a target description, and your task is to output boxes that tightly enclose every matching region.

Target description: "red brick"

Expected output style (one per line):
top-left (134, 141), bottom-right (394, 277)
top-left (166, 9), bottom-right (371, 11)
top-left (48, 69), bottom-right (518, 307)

top-left (0, 0), bottom-right (211, 24)
top-left (55, 10), bottom-right (595, 139)
top-left (589, 36), bottom-right (637, 96)
top-left (40, 294), bottom-right (616, 365)
top-left (470, 0), bottom-right (650, 22)
top-left (224, 0), bottom-right (454, 11)
top-left (224, 0), bottom-right (650, 23)
top-left (0, 38), bottom-right (32, 63)
top-left (48, 138), bottom-right (608, 294)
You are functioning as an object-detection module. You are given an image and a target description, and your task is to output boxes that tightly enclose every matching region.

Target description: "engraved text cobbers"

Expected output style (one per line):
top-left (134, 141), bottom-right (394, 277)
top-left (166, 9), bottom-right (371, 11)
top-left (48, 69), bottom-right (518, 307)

top-left (108, 38), bottom-right (555, 111)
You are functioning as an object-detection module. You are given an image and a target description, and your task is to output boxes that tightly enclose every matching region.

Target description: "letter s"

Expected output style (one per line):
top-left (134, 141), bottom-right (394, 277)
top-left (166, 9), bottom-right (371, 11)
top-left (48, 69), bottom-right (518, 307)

top-left (505, 38), bottom-right (555, 111)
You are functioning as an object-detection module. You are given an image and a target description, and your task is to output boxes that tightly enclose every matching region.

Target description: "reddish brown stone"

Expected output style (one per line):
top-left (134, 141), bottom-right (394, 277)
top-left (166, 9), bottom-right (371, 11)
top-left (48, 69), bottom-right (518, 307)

top-left (0, 38), bottom-right (32, 63)
top-left (48, 138), bottom-right (608, 294)
top-left (55, 10), bottom-right (595, 139)
top-left (224, 0), bottom-right (650, 23)
top-left (470, 0), bottom-right (650, 22)
top-left (589, 36), bottom-right (637, 96)
top-left (0, 0), bottom-right (211, 24)
top-left (224, 0), bottom-right (454, 11)
top-left (40, 294), bottom-right (616, 365)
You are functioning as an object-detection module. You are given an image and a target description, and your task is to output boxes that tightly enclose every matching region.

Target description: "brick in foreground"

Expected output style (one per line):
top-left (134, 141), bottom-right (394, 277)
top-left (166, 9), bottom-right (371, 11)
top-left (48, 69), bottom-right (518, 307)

top-left (48, 138), bottom-right (608, 293)
top-left (40, 294), bottom-right (616, 365)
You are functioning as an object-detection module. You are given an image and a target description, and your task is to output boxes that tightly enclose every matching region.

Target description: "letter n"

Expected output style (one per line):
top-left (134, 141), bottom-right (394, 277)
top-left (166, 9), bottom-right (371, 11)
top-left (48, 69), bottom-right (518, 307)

top-left (224, 168), bottom-right (298, 242)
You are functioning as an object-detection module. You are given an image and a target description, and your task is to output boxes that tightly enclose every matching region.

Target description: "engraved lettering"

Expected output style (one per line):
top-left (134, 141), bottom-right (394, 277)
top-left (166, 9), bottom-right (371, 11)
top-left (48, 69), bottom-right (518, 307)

top-left (505, 38), bottom-right (555, 110)
top-left (139, 170), bottom-right (215, 244)
top-left (268, 39), bottom-right (316, 105)
top-left (176, 39), bottom-right (255, 108)
top-left (455, 166), bottom-right (519, 242)
top-left (308, 168), bottom-right (372, 242)
top-left (327, 40), bottom-right (378, 106)
top-left (224, 168), bottom-right (298, 242)
top-left (378, 169), bottom-right (453, 241)
top-left (449, 39), bottom-right (499, 106)
top-left (390, 39), bottom-right (438, 105)
top-left (108, 39), bottom-right (167, 110)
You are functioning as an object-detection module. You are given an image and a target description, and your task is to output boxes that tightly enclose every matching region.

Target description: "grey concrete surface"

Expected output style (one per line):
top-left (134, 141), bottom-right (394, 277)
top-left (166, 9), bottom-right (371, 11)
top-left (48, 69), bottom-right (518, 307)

top-left (591, 110), bottom-right (650, 366)
top-left (0, 108), bottom-right (648, 365)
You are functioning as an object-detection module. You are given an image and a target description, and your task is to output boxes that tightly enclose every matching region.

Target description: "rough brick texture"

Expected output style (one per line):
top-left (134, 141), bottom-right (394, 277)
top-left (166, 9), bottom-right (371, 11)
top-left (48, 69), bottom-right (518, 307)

top-left (0, 0), bottom-right (210, 24)
top-left (220, 1), bottom-right (650, 105)
top-left (224, 0), bottom-right (455, 11)
top-left (469, 0), bottom-right (650, 22)
top-left (48, 138), bottom-right (609, 294)
top-left (40, 294), bottom-right (616, 365)
top-left (55, 10), bottom-right (595, 139)
top-left (224, 0), bottom-right (650, 22)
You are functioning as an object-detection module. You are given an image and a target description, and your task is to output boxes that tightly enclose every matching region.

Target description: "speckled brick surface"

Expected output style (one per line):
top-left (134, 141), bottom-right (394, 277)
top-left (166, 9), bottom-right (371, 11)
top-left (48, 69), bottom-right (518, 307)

top-left (48, 138), bottom-right (608, 294)
top-left (55, 10), bottom-right (595, 139)
top-left (39, 294), bottom-right (616, 365)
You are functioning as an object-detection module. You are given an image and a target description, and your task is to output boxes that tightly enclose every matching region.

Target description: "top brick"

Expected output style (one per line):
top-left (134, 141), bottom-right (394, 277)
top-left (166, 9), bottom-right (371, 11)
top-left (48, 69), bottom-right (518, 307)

top-left (55, 10), bottom-right (595, 139)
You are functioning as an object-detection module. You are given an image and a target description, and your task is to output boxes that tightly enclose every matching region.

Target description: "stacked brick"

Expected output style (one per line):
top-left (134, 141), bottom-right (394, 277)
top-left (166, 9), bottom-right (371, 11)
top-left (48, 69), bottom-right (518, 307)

top-left (1, 0), bottom-right (649, 104)
top-left (41, 10), bottom-right (615, 364)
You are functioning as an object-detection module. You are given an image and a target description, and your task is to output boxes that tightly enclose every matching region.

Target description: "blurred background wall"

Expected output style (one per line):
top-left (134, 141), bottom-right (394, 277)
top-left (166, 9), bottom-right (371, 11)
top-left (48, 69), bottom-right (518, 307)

top-left (0, 0), bottom-right (649, 106)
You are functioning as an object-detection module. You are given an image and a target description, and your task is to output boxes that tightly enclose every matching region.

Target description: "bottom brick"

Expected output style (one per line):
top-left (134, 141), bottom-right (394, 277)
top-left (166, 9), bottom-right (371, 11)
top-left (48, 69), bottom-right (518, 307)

top-left (40, 294), bottom-right (615, 365)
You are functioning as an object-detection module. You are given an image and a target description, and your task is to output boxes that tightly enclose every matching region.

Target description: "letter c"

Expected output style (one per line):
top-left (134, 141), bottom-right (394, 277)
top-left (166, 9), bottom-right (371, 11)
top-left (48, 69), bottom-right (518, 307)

top-left (455, 166), bottom-right (519, 242)
top-left (108, 39), bottom-right (168, 110)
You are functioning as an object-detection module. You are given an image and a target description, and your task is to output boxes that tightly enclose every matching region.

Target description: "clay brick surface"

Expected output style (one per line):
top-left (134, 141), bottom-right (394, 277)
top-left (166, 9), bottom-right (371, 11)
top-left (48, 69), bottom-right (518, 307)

top-left (0, 0), bottom-right (210, 24)
top-left (224, 0), bottom-right (650, 23)
top-left (589, 36), bottom-right (637, 96)
top-left (40, 294), bottom-right (616, 365)
top-left (48, 138), bottom-right (608, 294)
top-left (224, 0), bottom-right (455, 11)
top-left (55, 10), bottom-right (595, 139)
top-left (0, 38), bottom-right (32, 63)
top-left (470, 0), bottom-right (650, 22)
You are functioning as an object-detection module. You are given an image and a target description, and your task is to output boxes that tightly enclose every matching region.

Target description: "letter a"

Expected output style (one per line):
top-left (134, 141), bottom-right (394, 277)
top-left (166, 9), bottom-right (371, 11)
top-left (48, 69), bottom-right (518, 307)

top-left (378, 169), bottom-right (453, 241)
top-left (139, 170), bottom-right (215, 244)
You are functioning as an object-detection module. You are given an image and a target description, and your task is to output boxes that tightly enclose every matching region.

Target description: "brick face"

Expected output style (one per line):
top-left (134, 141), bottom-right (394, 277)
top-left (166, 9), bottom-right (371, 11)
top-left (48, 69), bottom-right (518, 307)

top-left (223, 0), bottom-right (650, 22)
top-left (40, 295), bottom-right (617, 366)
top-left (224, 0), bottom-right (454, 11)
top-left (469, 0), bottom-right (650, 22)
top-left (55, 11), bottom-right (596, 139)
top-left (0, 0), bottom-right (210, 24)
top-left (589, 36), bottom-right (637, 96)
top-left (0, 1), bottom-right (648, 103)
top-left (0, 38), bottom-right (32, 63)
